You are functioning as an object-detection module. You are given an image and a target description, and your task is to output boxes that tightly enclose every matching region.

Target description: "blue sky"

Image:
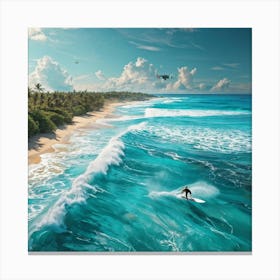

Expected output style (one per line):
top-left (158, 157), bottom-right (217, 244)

top-left (28, 28), bottom-right (251, 93)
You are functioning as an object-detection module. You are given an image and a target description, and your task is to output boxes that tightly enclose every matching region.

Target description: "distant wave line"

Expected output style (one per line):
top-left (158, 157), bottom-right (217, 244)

top-left (145, 108), bottom-right (251, 118)
top-left (97, 108), bottom-right (250, 125)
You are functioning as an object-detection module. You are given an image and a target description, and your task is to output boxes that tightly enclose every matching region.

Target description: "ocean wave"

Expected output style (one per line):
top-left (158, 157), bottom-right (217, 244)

top-left (120, 100), bottom-right (154, 109)
top-left (145, 108), bottom-right (250, 118)
top-left (164, 152), bottom-right (217, 171)
top-left (98, 106), bottom-right (250, 125)
top-left (161, 97), bottom-right (185, 104)
top-left (34, 122), bottom-right (146, 229)
top-left (148, 125), bottom-right (251, 153)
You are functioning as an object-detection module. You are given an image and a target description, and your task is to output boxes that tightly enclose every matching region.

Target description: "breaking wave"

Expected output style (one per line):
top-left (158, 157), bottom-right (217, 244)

top-left (147, 125), bottom-right (251, 153)
top-left (145, 108), bottom-right (250, 118)
top-left (35, 122), bottom-right (145, 229)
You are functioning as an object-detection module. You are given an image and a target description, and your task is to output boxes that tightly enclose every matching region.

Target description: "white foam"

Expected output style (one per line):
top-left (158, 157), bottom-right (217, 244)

top-left (149, 190), bottom-right (179, 198)
top-left (28, 154), bottom-right (65, 185)
top-left (149, 125), bottom-right (251, 153)
top-left (165, 151), bottom-right (182, 161)
top-left (145, 108), bottom-right (249, 118)
top-left (189, 181), bottom-right (220, 198)
top-left (120, 100), bottom-right (153, 109)
top-left (160, 231), bottom-right (180, 251)
top-left (149, 181), bottom-right (219, 200)
top-left (96, 115), bottom-right (144, 125)
top-left (99, 105), bottom-right (249, 125)
top-left (35, 122), bottom-right (146, 229)
top-left (36, 137), bottom-right (124, 228)
top-left (162, 97), bottom-right (184, 104)
top-left (125, 121), bottom-right (147, 131)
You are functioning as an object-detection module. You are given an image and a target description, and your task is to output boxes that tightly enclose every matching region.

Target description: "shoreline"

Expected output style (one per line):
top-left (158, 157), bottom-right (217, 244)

top-left (28, 101), bottom-right (124, 165)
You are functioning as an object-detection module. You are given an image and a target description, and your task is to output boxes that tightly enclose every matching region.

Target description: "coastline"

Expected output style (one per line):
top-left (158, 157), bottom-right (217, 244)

top-left (28, 101), bottom-right (124, 165)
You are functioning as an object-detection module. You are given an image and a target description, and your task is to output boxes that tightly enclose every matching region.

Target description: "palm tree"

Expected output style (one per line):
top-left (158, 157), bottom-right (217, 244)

top-left (34, 83), bottom-right (44, 92)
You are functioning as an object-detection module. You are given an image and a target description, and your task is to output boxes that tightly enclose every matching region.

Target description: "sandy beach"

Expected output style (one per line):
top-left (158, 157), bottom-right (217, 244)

top-left (28, 101), bottom-right (123, 165)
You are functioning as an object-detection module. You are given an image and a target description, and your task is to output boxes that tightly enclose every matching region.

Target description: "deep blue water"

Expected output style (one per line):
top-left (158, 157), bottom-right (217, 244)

top-left (28, 94), bottom-right (252, 252)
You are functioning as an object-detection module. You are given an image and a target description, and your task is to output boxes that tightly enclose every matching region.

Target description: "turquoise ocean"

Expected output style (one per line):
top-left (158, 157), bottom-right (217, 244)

top-left (28, 94), bottom-right (252, 252)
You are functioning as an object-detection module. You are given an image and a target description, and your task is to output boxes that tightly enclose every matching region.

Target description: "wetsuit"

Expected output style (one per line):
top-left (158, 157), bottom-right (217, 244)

top-left (183, 188), bottom-right (192, 199)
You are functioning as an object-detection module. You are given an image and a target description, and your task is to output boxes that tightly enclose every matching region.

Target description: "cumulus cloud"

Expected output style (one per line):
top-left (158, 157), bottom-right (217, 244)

top-left (210, 78), bottom-right (231, 92)
top-left (95, 70), bottom-right (106, 80)
top-left (99, 57), bottom-right (166, 92)
top-left (135, 57), bottom-right (147, 67)
top-left (72, 57), bottom-right (236, 94)
top-left (73, 58), bottom-right (202, 93)
top-left (167, 66), bottom-right (197, 91)
top-left (29, 56), bottom-right (73, 92)
top-left (28, 28), bottom-right (47, 41)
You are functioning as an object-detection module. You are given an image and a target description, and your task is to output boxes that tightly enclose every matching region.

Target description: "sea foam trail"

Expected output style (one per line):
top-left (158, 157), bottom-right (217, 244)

top-left (189, 181), bottom-right (220, 198)
top-left (149, 182), bottom-right (219, 200)
top-left (149, 189), bottom-right (182, 199)
top-left (35, 122), bottom-right (146, 229)
top-left (145, 108), bottom-right (250, 118)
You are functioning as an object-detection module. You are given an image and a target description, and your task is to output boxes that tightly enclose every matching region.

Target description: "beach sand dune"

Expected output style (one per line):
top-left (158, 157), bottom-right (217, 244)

top-left (28, 101), bottom-right (123, 165)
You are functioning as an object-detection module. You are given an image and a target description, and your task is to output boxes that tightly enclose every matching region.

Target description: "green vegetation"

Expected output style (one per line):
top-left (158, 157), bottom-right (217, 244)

top-left (28, 88), bottom-right (154, 138)
top-left (28, 115), bottom-right (39, 137)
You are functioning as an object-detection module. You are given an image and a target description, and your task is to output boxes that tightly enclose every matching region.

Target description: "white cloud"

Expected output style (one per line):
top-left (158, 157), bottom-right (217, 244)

top-left (28, 28), bottom-right (47, 41)
top-left (138, 45), bottom-right (161, 51)
top-left (73, 74), bottom-right (92, 81)
top-left (71, 57), bottom-right (164, 92)
top-left (70, 57), bottom-right (237, 94)
top-left (167, 66), bottom-right (197, 91)
top-left (129, 41), bottom-right (161, 52)
top-left (99, 57), bottom-right (166, 92)
top-left (95, 70), bottom-right (106, 80)
top-left (198, 83), bottom-right (206, 90)
top-left (223, 63), bottom-right (239, 68)
top-left (135, 57), bottom-right (147, 67)
top-left (211, 66), bottom-right (224, 71)
top-left (72, 58), bottom-right (203, 93)
top-left (211, 78), bottom-right (231, 92)
top-left (211, 63), bottom-right (240, 71)
top-left (29, 56), bottom-right (73, 92)
top-left (190, 41), bottom-right (205, 51)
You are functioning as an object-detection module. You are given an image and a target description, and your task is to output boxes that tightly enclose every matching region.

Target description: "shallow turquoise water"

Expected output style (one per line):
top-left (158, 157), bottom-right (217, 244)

top-left (28, 94), bottom-right (252, 252)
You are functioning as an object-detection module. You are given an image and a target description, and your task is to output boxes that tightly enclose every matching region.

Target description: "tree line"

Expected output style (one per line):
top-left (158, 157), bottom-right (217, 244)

top-left (28, 88), bottom-right (154, 138)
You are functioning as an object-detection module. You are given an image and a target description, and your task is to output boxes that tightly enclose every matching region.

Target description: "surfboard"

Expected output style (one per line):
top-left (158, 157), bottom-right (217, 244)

top-left (178, 193), bottom-right (205, 203)
top-left (190, 197), bottom-right (206, 203)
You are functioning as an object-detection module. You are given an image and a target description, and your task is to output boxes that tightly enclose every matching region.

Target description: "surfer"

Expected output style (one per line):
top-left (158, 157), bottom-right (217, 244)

top-left (182, 186), bottom-right (192, 200)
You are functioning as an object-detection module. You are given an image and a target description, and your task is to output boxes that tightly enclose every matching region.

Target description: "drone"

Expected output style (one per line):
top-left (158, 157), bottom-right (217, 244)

top-left (74, 61), bottom-right (79, 64)
top-left (156, 74), bottom-right (172, 80)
